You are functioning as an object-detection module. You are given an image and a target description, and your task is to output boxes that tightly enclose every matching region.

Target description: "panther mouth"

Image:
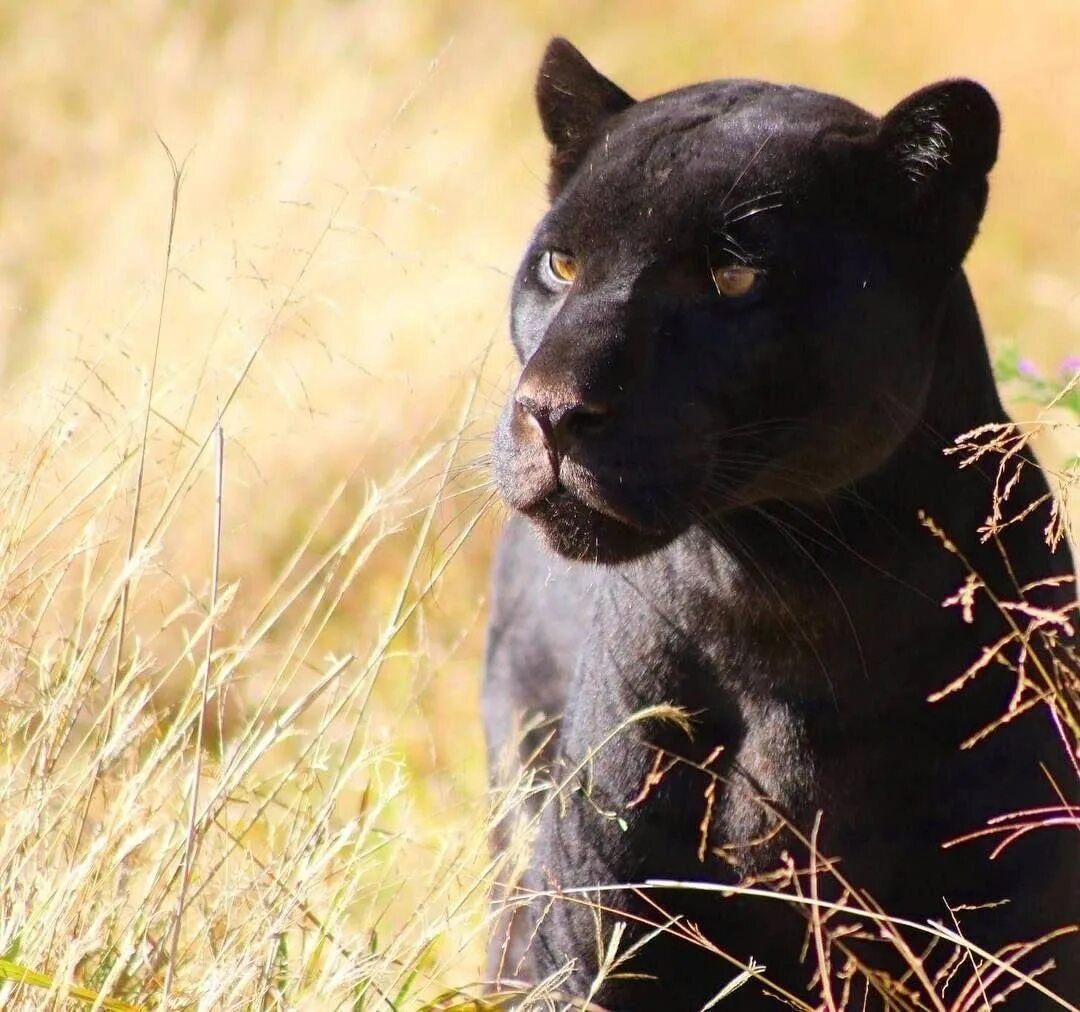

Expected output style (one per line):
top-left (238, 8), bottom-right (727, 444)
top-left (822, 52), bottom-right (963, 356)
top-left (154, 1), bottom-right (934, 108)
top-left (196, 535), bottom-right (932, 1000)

top-left (554, 462), bottom-right (664, 533)
top-left (521, 468), bottom-right (679, 564)
top-left (523, 492), bottom-right (643, 563)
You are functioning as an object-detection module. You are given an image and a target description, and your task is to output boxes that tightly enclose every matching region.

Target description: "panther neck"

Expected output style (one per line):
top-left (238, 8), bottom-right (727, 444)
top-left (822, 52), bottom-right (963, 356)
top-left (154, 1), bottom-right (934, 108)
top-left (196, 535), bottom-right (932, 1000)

top-left (846, 268), bottom-right (1023, 557)
top-left (751, 271), bottom-right (1007, 558)
top-left (917, 269), bottom-right (1005, 446)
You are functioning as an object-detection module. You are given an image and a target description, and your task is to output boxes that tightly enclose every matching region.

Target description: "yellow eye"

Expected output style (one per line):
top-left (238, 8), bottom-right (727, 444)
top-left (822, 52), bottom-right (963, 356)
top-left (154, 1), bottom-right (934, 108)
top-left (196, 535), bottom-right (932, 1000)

top-left (711, 264), bottom-right (761, 299)
top-left (544, 250), bottom-right (578, 285)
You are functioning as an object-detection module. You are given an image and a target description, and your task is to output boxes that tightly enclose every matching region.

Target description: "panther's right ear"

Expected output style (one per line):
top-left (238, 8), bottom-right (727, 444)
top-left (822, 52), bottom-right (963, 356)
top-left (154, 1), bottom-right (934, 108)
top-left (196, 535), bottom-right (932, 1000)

top-left (871, 80), bottom-right (1000, 268)
top-left (536, 38), bottom-right (634, 199)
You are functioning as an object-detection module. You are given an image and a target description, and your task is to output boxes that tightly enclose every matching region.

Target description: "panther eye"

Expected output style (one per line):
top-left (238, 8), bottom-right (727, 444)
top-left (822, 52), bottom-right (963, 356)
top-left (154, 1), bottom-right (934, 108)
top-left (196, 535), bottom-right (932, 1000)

top-left (541, 250), bottom-right (578, 287)
top-left (711, 264), bottom-right (762, 299)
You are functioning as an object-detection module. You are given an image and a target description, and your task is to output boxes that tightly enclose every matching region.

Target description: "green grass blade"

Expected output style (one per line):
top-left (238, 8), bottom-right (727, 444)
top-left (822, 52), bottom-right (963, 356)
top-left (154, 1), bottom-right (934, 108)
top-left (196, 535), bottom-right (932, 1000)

top-left (0, 956), bottom-right (144, 1011)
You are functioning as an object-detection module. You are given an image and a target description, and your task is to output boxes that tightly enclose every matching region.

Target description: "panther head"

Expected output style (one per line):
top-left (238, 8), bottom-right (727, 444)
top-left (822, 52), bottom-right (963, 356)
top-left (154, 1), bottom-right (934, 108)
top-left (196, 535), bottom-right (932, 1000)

top-left (493, 38), bottom-right (999, 563)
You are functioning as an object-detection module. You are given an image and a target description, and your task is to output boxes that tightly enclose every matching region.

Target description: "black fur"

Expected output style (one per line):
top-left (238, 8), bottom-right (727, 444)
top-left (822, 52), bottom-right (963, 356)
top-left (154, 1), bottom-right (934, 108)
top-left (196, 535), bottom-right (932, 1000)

top-left (485, 38), bottom-right (1078, 1009)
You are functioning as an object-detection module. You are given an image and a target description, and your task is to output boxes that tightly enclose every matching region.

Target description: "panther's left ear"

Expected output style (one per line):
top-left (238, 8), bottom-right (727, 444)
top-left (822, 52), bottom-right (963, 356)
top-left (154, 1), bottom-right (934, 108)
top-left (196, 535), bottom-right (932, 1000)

top-left (536, 38), bottom-right (635, 199)
top-left (874, 80), bottom-right (1000, 266)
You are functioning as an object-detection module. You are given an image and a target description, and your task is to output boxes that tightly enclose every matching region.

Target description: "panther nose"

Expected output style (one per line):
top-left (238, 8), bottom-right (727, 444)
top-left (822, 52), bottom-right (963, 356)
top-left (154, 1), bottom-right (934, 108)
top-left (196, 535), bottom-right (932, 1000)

top-left (515, 394), bottom-right (613, 458)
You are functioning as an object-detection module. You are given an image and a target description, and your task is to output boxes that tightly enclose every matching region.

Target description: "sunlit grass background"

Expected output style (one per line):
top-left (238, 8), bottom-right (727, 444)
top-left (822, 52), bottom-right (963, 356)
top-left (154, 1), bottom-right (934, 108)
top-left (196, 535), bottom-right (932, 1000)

top-left (0, 1), bottom-right (1076, 1007)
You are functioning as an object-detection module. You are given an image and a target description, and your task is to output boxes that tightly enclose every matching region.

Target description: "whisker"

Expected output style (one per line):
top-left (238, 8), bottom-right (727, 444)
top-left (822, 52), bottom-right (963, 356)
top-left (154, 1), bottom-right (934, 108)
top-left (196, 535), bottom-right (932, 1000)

top-left (724, 201), bottom-right (784, 226)
top-left (718, 188), bottom-right (784, 220)
top-left (714, 135), bottom-right (779, 218)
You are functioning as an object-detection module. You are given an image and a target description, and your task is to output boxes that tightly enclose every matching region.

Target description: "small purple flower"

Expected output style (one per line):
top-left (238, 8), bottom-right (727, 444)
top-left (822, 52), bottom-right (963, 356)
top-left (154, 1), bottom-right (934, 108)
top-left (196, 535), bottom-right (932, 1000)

top-left (1060, 355), bottom-right (1080, 377)
top-left (1017, 358), bottom-right (1040, 378)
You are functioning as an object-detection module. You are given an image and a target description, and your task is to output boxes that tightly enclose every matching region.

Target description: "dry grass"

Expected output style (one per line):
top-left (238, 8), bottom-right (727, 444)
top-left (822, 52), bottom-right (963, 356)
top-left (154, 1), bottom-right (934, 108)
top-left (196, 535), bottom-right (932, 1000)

top-left (0, 2), bottom-right (1077, 1008)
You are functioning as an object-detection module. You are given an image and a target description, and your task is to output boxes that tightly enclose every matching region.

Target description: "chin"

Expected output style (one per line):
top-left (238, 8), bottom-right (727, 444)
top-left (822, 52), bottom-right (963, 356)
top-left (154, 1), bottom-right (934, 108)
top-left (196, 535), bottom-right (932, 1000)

top-left (523, 490), bottom-right (678, 564)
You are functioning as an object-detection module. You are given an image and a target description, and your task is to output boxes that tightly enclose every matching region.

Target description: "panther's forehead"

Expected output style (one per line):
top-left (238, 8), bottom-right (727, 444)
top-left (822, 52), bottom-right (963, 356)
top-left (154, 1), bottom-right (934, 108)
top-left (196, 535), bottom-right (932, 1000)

top-left (625, 79), bottom-right (872, 143)
top-left (551, 80), bottom-right (874, 235)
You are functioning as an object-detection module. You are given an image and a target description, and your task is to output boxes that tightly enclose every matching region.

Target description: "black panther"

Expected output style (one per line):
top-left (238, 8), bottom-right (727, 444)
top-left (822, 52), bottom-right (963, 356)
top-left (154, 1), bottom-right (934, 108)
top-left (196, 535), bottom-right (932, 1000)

top-left (484, 38), bottom-right (1078, 1010)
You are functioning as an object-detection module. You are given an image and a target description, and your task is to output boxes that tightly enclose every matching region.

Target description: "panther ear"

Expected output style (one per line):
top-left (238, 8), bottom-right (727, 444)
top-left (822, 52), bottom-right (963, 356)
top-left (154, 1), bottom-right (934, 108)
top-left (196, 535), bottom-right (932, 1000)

top-left (536, 37), bottom-right (635, 199)
top-left (875, 80), bottom-right (1000, 267)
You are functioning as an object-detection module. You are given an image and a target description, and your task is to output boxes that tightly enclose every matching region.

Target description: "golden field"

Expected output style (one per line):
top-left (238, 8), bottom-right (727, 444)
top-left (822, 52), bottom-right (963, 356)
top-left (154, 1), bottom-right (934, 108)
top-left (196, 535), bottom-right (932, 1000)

top-left (0, 2), bottom-right (1076, 1008)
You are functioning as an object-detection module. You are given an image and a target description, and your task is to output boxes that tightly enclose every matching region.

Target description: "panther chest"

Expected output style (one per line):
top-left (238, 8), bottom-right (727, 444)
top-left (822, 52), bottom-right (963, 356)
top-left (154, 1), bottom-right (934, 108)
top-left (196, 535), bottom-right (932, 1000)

top-left (569, 688), bottom-right (822, 883)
